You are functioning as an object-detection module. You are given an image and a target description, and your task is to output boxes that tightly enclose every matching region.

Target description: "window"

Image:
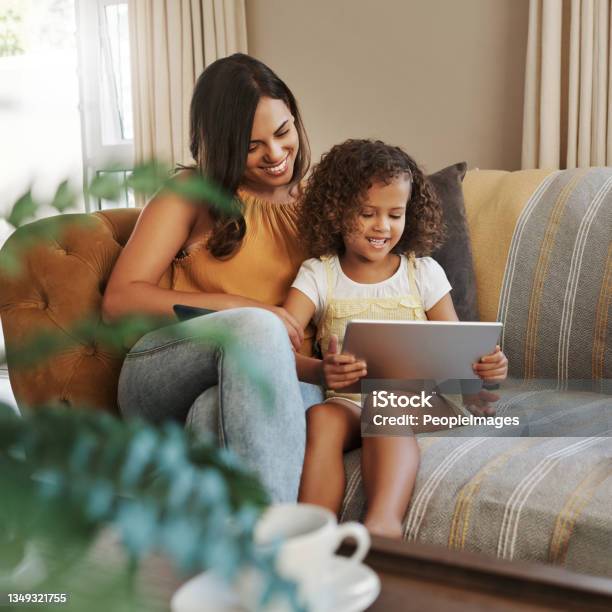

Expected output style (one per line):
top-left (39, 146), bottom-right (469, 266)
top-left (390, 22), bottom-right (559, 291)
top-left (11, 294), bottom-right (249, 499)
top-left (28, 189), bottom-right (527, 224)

top-left (0, 0), bottom-right (134, 390)
top-left (76, 0), bottom-right (135, 210)
top-left (0, 0), bottom-right (84, 243)
top-left (100, 2), bottom-right (133, 144)
top-left (0, 0), bottom-right (136, 245)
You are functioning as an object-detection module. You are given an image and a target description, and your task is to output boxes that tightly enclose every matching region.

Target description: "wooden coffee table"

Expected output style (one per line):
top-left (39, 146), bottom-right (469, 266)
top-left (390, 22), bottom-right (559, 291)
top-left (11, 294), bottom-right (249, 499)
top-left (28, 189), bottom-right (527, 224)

top-left (360, 536), bottom-right (612, 611)
top-left (133, 534), bottom-right (612, 610)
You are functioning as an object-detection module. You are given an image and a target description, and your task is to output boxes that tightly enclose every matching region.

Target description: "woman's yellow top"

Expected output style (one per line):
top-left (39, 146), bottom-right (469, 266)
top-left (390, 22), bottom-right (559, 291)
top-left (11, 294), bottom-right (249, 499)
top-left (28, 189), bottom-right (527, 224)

top-left (169, 189), bottom-right (313, 354)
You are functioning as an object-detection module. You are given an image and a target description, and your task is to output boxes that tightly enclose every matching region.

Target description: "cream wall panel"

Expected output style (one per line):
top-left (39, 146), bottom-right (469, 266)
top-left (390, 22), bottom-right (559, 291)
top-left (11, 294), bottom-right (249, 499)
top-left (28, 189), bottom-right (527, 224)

top-left (246, 0), bottom-right (529, 172)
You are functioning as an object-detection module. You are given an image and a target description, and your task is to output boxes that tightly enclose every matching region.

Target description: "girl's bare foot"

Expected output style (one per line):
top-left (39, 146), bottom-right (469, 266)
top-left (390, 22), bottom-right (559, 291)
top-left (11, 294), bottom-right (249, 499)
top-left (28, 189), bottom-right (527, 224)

top-left (363, 516), bottom-right (403, 539)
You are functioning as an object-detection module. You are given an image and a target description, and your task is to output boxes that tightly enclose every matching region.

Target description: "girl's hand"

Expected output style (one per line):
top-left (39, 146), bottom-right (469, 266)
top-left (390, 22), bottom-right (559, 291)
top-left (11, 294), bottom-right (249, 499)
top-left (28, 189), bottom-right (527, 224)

top-left (462, 389), bottom-right (500, 416)
top-left (473, 345), bottom-right (508, 382)
top-left (323, 335), bottom-right (367, 390)
top-left (267, 305), bottom-right (304, 352)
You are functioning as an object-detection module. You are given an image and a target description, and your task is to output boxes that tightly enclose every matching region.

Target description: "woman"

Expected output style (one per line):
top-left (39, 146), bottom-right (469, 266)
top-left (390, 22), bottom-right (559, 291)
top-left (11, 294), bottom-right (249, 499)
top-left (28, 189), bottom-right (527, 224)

top-left (102, 54), bottom-right (323, 503)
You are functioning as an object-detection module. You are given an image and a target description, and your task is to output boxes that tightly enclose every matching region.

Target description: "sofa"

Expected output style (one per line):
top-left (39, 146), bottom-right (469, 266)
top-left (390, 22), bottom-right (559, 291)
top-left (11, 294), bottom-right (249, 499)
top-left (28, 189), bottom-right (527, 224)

top-left (1, 167), bottom-right (611, 577)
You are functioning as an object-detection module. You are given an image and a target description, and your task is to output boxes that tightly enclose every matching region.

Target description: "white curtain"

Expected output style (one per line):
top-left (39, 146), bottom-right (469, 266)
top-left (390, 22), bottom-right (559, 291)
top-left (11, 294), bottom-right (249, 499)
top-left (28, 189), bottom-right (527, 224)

top-left (522, 0), bottom-right (612, 169)
top-left (128, 0), bottom-right (248, 168)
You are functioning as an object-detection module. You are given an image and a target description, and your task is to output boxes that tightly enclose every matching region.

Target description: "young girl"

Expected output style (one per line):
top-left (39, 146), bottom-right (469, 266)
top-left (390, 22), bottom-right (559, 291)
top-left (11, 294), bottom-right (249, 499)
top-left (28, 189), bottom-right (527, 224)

top-left (284, 139), bottom-right (508, 538)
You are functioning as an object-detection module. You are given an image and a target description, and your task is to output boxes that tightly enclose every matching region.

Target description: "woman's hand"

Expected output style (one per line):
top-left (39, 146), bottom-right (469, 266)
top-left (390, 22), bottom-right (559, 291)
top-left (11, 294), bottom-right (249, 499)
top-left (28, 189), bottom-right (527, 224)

top-left (267, 305), bottom-right (304, 352)
top-left (473, 344), bottom-right (508, 382)
top-left (323, 335), bottom-right (367, 390)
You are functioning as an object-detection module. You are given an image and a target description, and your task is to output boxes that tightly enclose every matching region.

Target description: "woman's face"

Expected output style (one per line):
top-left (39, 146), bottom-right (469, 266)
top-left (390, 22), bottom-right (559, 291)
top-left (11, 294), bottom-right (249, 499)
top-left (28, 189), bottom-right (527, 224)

top-left (242, 97), bottom-right (299, 191)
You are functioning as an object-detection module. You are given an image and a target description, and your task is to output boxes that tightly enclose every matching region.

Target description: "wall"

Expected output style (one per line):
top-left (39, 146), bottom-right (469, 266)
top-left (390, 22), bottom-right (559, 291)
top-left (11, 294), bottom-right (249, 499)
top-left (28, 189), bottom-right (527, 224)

top-left (246, 0), bottom-right (530, 173)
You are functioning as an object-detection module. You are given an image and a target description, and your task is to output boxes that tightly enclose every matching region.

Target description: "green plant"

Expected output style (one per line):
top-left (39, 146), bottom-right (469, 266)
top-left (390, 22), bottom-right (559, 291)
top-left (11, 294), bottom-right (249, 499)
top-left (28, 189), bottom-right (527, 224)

top-left (0, 165), bottom-right (302, 610)
top-left (0, 404), bottom-right (303, 611)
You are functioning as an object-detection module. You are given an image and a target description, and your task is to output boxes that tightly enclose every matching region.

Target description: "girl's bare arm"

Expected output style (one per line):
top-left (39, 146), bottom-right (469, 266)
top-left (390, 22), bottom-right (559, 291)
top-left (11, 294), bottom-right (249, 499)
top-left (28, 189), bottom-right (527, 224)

top-left (283, 288), bottom-right (366, 387)
top-left (425, 293), bottom-right (459, 322)
top-left (283, 288), bottom-right (324, 384)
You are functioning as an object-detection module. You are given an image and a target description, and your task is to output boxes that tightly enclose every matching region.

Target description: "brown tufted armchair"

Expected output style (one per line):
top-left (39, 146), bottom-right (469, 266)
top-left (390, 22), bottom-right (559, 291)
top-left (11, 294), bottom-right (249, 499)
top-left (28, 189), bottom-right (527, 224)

top-left (0, 209), bottom-right (145, 413)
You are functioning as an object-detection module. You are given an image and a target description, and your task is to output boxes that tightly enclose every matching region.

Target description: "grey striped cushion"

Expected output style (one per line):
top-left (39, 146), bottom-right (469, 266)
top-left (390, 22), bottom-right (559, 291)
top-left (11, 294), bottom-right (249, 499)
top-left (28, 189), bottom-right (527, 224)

top-left (497, 168), bottom-right (612, 383)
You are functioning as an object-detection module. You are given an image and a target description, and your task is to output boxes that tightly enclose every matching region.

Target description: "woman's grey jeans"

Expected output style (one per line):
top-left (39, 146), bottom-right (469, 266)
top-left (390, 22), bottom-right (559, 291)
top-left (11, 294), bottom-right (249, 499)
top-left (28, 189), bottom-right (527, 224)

top-left (117, 308), bottom-right (323, 502)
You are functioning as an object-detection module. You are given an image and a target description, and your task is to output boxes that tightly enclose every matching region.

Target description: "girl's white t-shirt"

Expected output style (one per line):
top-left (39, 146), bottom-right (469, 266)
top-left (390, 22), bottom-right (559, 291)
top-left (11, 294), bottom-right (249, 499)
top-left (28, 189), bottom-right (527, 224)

top-left (291, 254), bottom-right (452, 325)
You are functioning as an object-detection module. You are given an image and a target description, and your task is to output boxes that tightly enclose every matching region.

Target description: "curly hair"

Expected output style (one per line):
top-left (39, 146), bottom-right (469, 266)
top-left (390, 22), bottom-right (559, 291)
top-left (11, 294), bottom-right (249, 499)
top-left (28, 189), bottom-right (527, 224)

top-left (298, 139), bottom-right (445, 258)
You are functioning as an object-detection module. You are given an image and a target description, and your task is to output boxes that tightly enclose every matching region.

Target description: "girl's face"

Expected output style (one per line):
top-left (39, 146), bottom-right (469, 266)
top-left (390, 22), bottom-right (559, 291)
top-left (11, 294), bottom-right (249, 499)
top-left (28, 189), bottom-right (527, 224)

top-left (343, 176), bottom-right (411, 262)
top-left (242, 96), bottom-right (299, 192)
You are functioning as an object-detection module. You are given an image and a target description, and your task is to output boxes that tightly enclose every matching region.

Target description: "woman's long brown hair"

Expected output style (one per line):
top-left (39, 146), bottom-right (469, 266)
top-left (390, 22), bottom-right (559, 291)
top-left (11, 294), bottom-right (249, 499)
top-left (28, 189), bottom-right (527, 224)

top-left (189, 53), bottom-right (310, 259)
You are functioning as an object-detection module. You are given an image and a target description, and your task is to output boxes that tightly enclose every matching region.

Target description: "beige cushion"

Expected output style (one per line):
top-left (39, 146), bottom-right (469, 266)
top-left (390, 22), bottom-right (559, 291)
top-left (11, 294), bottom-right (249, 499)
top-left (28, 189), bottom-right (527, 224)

top-left (463, 168), bottom-right (554, 321)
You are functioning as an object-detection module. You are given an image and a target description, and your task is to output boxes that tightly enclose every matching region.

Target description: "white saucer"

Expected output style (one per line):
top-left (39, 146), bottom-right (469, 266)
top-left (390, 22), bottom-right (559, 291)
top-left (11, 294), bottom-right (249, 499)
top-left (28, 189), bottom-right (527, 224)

top-left (171, 556), bottom-right (380, 612)
top-left (171, 570), bottom-right (242, 612)
top-left (318, 556), bottom-right (381, 612)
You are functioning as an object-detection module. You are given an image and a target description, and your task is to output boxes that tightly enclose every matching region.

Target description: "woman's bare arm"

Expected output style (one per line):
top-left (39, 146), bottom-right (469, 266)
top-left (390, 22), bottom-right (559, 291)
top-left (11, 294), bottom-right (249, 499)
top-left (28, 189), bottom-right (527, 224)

top-left (101, 192), bottom-right (273, 323)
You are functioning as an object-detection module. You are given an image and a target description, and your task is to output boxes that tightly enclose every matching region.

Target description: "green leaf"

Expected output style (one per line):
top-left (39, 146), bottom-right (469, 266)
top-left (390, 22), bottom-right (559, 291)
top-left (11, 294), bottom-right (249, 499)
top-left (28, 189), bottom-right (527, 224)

top-left (120, 429), bottom-right (158, 486)
top-left (126, 161), bottom-right (171, 196)
top-left (0, 239), bottom-right (21, 276)
top-left (116, 499), bottom-right (158, 557)
top-left (166, 173), bottom-right (237, 214)
top-left (86, 480), bottom-right (114, 519)
top-left (166, 468), bottom-right (196, 508)
top-left (7, 190), bottom-right (38, 228)
top-left (51, 180), bottom-right (76, 213)
top-left (88, 173), bottom-right (124, 201)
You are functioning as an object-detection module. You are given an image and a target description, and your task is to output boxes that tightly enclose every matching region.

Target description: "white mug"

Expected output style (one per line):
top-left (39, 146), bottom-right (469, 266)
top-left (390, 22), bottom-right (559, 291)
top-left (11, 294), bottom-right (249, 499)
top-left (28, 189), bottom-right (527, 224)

top-left (242, 503), bottom-right (370, 609)
top-left (172, 504), bottom-right (371, 612)
top-left (255, 503), bottom-right (370, 567)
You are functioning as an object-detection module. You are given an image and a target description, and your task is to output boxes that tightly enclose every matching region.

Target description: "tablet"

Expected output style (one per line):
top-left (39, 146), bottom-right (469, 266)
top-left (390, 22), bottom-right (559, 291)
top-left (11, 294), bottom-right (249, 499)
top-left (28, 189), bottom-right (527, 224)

top-left (341, 319), bottom-right (503, 381)
top-left (173, 304), bottom-right (217, 321)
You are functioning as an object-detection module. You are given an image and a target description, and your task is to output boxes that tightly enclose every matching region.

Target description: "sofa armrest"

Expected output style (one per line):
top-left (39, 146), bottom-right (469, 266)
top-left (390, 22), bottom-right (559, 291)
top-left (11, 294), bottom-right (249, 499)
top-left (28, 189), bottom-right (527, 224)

top-left (0, 210), bottom-right (141, 412)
